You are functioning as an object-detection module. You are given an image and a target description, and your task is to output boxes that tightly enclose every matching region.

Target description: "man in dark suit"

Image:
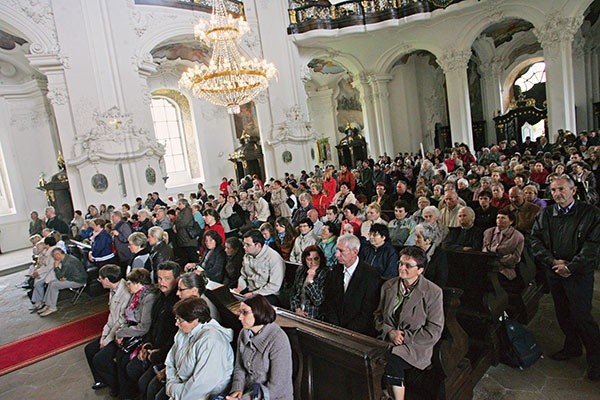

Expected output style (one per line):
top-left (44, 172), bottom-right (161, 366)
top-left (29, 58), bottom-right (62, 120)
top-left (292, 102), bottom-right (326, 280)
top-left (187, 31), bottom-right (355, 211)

top-left (322, 234), bottom-right (382, 337)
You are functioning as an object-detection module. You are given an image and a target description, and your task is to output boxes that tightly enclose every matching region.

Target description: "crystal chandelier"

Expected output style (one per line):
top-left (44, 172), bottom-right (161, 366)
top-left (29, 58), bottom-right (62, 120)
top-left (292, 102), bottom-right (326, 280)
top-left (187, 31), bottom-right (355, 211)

top-left (179, 0), bottom-right (277, 114)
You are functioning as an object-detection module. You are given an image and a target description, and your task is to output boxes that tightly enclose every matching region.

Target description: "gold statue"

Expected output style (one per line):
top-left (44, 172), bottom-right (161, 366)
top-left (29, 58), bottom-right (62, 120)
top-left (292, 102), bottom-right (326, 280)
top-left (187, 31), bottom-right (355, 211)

top-left (57, 151), bottom-right (65, 171)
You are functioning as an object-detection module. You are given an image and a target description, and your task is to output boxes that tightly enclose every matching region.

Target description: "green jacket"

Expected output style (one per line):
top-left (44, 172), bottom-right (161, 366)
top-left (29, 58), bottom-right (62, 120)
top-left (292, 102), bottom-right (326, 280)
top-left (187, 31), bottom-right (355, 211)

top-left (55, 254), bottom-right (87, 284)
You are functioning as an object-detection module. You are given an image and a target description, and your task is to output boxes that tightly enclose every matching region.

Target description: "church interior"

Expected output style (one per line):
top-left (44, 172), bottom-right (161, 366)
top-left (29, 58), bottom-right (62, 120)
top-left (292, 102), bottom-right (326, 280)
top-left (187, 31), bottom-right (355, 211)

top-left (0, 0), bottom-right (600, 399)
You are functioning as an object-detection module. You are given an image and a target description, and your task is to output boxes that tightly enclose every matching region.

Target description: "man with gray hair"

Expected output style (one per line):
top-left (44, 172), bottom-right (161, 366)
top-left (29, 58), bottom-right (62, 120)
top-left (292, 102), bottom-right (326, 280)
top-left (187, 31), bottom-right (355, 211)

top-left (45, 206), bottom-right (70, 235)
top-left (38, 247), bottom-right (87, 316)
top-left (322, 234), bottom-right (381, 336)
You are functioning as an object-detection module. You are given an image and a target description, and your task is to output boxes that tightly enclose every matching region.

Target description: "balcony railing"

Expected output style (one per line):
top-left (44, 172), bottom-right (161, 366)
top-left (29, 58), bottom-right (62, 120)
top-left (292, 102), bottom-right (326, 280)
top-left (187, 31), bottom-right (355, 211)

top-left (134, 0), bottom-right (245, 17)
top-left (288, 0), bottom-right (465, 34)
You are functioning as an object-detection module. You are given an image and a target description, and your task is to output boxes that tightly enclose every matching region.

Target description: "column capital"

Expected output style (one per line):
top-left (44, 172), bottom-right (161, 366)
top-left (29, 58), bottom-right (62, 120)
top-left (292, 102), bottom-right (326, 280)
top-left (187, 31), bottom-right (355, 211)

top-left (534, 13), bottom-right (583, 51)
top-left (437, 49), bottom-right (472, 74)
top-left (366, 74), bottom-right (393, 84)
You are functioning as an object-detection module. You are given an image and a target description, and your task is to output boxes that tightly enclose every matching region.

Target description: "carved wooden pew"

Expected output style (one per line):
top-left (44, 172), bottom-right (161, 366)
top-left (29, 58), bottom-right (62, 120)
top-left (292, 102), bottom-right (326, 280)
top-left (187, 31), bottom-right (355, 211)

top-left (445, 249), bottom-right (508, 383)
top-left (503, 245), bottom-right (545, 324)
top-left (207, 282), bottom-right (472, 400)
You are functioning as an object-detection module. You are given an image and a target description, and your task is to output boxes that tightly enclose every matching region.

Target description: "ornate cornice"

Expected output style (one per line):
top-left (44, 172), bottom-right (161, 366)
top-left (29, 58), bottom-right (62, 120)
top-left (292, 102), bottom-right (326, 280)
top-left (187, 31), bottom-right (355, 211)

top-left (70, 106), bottom-right (165, 166)
top-left (267, 105), bottom-right (319, 146)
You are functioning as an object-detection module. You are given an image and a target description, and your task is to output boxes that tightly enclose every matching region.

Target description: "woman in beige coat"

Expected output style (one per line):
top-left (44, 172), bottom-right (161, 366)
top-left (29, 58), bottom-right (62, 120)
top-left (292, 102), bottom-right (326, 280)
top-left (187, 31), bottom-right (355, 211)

top-left (374, 246), bottom-right (444, 400)
top-left (270, 180), bottom-right (292, 219)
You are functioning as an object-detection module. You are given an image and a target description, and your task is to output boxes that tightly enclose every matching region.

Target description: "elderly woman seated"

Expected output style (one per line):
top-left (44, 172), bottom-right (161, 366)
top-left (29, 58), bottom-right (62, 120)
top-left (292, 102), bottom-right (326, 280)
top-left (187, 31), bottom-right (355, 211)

top-left (374, 246), bottom-right (444, 400)
top-left (443, 206), bottom-right (483, 251)
top-left (413, 223), bottom-right (448, 288)
top-left (165, 297), bottom-right (234, 400)
top-left (407, 205), bottom-right (447, 245)
top-left (482, 208), bottom-right (524, 282)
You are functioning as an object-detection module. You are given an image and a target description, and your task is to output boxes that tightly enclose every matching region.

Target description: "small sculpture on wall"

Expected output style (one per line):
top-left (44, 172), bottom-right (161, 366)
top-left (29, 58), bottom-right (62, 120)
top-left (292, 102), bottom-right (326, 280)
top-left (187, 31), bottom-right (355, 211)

top-left (145, 167), bottom-right (156, 185)
top-left (282, 150), bottom-right (293, 163)
top-left (91, 173), bottom-right (108, 193)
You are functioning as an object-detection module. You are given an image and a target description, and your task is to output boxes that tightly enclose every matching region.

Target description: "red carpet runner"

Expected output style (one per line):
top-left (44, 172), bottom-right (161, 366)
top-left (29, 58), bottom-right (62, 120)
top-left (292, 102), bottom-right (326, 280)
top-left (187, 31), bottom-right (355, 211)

top-left (0, 309), bottom-right (109, 376)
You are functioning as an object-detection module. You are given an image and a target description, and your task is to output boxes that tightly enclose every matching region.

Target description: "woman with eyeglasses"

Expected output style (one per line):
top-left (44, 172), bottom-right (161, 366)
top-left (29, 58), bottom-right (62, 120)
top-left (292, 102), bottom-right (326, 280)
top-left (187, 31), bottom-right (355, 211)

top-left (226, 295), bottom-right (293, 400)
top-left (96, 268), bottom-right (158, 397)
top-left (144, 272), bottom-right (223, 400)
top-left (289, 245), bottom-right (328, 319)
top-left (164, 297), bottom-right (234, 400)
top-left (374, 246), bottom-right (444, 400)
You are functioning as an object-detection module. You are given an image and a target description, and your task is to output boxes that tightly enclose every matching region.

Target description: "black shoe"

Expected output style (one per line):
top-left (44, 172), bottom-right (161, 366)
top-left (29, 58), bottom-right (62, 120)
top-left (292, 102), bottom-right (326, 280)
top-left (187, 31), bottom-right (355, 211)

top-left (91, 382), bottom-right (108, 390)
top-left (550, 348), bottom-right (583, 361)
top-left (588, 366), bottom-right (600, 381)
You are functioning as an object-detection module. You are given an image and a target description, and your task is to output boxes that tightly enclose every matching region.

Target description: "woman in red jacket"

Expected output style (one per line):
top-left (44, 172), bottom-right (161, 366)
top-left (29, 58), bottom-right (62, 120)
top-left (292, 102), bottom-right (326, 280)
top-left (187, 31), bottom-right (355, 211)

top-left (202, 208), bottom-right (226, 245)
top-left (310, 184), bottom-right (329, 218)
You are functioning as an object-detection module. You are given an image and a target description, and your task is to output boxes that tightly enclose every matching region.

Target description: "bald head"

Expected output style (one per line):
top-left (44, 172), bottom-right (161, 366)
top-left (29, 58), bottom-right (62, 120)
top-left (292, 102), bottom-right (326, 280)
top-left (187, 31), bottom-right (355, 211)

top-left (508, 187), bottom-right (524, 206)
top-left (307, 209), bottom-right (319, 222)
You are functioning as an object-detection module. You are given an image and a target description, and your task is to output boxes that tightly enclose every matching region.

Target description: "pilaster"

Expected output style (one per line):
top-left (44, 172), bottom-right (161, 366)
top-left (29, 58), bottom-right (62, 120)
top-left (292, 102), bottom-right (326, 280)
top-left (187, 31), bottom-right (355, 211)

top-left (307, 88), bottom-right (339, 166)
top-left (368, 74), bottom-right (394, 156)
top-left (358, 73), bottom-right (378, 158)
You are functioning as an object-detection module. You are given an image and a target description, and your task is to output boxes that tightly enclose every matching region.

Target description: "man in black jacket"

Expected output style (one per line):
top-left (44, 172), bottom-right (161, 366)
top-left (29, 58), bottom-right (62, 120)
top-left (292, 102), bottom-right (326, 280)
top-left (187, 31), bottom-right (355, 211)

top-left (45, 206), bottom-right (70, 235)
top-left (117, 261), bottom-right (181, 399)
top-left (322, 234), bottom-right (381, 337)
top-left (530, 175), bottom-right (600, 381)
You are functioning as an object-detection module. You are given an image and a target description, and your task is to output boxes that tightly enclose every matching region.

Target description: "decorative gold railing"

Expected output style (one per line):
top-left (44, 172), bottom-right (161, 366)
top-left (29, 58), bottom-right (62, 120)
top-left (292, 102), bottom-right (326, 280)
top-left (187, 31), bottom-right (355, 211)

top-left (134, 0), bottom-right (244, 17)
top-left (288, 0), bottom-right (464, 34)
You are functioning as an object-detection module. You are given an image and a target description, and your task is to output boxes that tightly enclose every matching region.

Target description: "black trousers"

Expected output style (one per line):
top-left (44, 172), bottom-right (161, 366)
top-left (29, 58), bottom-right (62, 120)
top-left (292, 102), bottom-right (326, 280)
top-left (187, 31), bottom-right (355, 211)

top-left (85, 338), bottom-right (118, 384)
top-left (549, 272), bottom-right (600, 367)
top-left (138, 368), bottom-right (166, 400)
top-left (93, 340), bottom-right (120, 393)
top-left (118, 353), bottom-right (151, 400)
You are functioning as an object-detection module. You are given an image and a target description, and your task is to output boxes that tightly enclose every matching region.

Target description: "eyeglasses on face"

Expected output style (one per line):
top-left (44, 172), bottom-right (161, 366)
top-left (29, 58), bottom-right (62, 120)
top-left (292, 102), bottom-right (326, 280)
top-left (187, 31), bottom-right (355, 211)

top-left (398, 261), bottom-right (419, 269)
top-left (175, 316), bottom-right (186, 324)
top-left (177, 287), bottom-right (193, 293)
top-left (305, 256), bottom-right (320, 262)
top-left (239, 309), bottom-right (253, 316)
top-left (242, 242), bottom-right (255, 248)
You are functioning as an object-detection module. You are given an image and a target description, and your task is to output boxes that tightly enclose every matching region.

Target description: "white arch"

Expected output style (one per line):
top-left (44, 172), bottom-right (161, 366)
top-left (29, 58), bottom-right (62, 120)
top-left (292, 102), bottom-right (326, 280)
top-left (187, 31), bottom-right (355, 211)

top-left (0, 5), bottom-right (57, 54)
top-left (376, 41), bottom-right (444, 75)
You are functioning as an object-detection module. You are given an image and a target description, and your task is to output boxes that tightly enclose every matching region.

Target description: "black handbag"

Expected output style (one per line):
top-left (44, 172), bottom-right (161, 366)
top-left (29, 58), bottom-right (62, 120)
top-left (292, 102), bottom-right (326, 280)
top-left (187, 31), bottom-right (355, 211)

top-left (186, 221), bottom-right (203, 239)
top-left (120, 336), bottom-right (143, 354)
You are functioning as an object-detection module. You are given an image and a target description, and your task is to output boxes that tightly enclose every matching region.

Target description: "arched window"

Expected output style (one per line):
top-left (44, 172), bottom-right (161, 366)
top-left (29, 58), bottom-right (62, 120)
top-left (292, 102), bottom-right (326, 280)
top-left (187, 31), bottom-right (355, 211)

top-left (514, 62), bottom-right (546, 93)
top-left (150, 93), bottom-right (202, 187)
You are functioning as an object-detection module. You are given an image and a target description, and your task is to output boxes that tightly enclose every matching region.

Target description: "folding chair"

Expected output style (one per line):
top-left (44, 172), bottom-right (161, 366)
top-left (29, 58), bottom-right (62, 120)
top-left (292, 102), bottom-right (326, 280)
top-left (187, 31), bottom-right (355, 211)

top-left (69, 282), bottom-right (87, 304)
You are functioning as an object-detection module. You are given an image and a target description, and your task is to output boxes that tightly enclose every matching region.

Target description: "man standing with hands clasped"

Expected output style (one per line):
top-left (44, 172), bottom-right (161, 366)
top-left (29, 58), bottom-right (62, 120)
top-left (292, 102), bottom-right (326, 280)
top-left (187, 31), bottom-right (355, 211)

top-left (530, 174), bottom-right (600, 381)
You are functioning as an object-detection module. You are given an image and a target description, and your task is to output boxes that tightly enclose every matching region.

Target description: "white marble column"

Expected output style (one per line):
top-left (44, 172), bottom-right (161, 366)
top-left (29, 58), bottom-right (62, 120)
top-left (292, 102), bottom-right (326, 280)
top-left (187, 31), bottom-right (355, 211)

top-left (368, 74), bottom-right (394, 156)
top-left (358, 73), bottom-right (379, 158)
top-left (572, 31), bottom-right (590, 132)
top-left (307, 88), bottom-right (339, 166)
top-left (479, 58), bottom-right (504, 146)
top-left (534, 14), bottom-right (583, 141)
top-left (438, 49), bottom-right (474, 150)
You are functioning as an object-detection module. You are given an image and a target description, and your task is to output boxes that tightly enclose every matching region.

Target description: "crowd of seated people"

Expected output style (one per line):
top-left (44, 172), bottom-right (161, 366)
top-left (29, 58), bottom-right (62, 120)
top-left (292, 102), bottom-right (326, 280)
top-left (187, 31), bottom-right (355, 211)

top-left (18, 130), bottom-right (600, 398)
